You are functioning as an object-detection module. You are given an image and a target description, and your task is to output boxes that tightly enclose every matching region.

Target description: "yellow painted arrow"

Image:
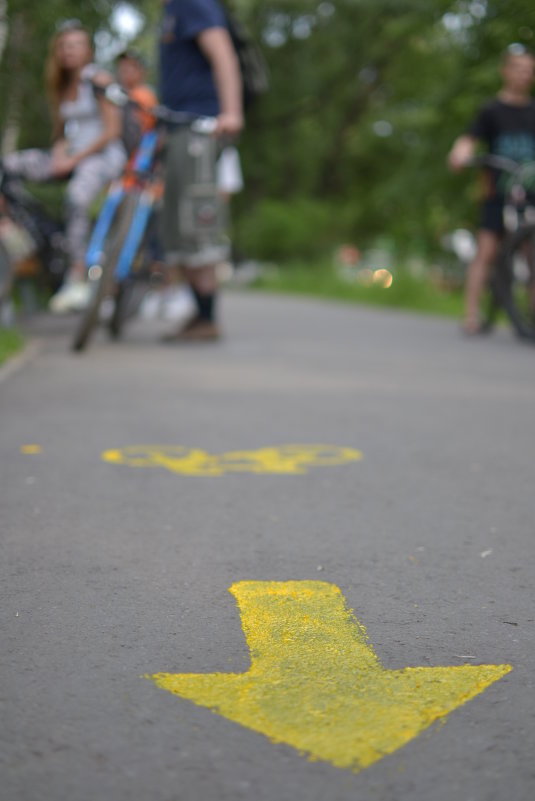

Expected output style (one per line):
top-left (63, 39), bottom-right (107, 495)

top-left (149, 581), bottom-right (511, 773)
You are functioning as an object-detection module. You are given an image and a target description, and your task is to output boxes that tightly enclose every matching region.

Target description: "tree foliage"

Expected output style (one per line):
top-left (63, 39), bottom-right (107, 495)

top-left (1, 1), bottom-right (535, 259)
top-left (233, 0), bottom-right (535, 257)
top-left (0, 2), bottom-right (118, 148)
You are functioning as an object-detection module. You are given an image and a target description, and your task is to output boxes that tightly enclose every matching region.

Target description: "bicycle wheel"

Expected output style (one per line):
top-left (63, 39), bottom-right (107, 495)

top-left (108, 228), bottom-right (152, 340)
top-left (108, 276), bottom-right (149, 340)
top-left (0, 238), bottom-right (12, 300)
top-left (72, 193), bottom-right (139, 353)
top-left (0, 238), bottom-right (14, 326)
top-left (495, 223), bottom-right (535, 341)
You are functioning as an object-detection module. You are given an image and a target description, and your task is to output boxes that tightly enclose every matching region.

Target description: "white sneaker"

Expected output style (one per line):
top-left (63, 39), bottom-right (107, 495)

top-left (161, 286), bottom-right (196, 322)
top-left (49, 281), bottom-right (92, 314)
top-left (139, 290), bottom-right (162, 321)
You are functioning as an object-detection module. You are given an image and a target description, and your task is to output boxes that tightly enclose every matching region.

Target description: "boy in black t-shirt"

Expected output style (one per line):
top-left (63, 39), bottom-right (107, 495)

top-left (448, 45), bottom-right (535, 335)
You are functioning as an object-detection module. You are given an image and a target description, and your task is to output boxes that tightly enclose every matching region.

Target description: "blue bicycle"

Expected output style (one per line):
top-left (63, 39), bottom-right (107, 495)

top-left (71, 124), bottom-right (162, 352)
top-left (72, 97), bottom-right (220, 352)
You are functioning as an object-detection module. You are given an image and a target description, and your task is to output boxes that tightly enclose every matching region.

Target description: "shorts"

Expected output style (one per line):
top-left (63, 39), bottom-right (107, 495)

top-left (479, 200), bottom-right (505, 235)
top-left (162, 123), bottom-right (229, 269)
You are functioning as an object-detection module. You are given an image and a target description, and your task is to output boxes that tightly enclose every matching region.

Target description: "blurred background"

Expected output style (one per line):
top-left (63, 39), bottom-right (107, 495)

top-left (1, 0), bottom-right (534, 317)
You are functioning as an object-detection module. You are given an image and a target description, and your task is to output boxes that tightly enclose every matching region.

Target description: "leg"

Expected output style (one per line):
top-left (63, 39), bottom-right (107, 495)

top-left (463, 229), bottom-right (500, 333)
top-left (161, 263), bottom-right (220, 341)
top-left (2, 149), bottom-right (53, 182)
top-left (64, 152), bottom-right (125, 280)
top-left (161, 126), bottom-right (228, 342)
top-left (183, 263), bottom-right (217, 320)
top-left (49, 149), bottom-right (126, 313)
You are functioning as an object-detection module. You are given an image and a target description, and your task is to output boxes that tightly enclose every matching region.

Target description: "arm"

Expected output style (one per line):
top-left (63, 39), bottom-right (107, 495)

top-left (50, 112), bottom-right (65, 145)
top-left (448, 135), bottom-right (478, 172)
top-left (50, 111), bottom-right (70, 161)
top-left (197, 27), bottom-right (244, 137)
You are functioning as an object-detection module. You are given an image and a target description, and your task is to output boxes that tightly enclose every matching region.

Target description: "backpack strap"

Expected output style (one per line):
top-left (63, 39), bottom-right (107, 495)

top-left (223, 8), bottom-right (270, 108)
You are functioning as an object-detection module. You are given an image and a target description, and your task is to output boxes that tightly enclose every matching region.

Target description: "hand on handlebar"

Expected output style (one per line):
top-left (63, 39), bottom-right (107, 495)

top-left (215, 112), bottom-right (244, 139)
top-left (448, 151), bottom-right (471, 172)
top-left (447, 136), bottom-right (478, 172)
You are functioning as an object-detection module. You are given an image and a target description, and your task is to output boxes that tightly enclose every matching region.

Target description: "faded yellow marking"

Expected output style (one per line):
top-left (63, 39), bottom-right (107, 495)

top-left (20, 445), bottom-right (42, 454)
top-left (148, 581), bottom-right (511, 773)
top-left (102, 445), bottom-right (362, 477)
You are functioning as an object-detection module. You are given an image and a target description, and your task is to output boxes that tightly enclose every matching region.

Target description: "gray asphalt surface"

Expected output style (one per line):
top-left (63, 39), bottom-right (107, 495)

top-left (1, 291), bottom-right (534, 801)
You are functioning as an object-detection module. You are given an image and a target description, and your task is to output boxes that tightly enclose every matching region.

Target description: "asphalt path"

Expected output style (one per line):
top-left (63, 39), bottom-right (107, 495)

top-left (1, 292), bottom-right (534, 801)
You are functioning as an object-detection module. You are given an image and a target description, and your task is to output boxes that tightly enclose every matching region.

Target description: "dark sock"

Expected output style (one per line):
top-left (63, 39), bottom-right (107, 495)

top-left (192, 289), bottom-right (215, 322)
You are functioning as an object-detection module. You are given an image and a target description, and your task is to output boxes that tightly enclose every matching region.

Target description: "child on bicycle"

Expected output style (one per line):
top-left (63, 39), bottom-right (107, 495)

top-left (2, 19), bottom-right (127, 313)
top-left (448, 44), bottom-right (535, 335)
top-left (116, 48), bottom-right (158, 146)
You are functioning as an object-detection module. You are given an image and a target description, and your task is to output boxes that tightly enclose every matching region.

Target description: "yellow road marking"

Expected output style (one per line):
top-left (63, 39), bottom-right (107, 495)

top-left (149, 581), bottom-right (511, 773)
top-left (102, 445), bottom-right (362, 476)
top-left (20, 445), bottom-right (42, 454)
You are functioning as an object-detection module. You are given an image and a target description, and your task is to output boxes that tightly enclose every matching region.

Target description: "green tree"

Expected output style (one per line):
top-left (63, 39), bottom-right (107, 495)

top-left (233, 0), bottom-right (535, 259)
top-left (0, 1), bottom-right (118, 150)
top-left (2, 1), bottom-right (535, 262)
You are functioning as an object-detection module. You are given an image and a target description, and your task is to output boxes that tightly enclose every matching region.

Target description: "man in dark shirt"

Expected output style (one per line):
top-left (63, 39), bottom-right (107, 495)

top-left (448, 45), bottom-right (535, 334)
top-left (160, 0), bottom-right (243, 341)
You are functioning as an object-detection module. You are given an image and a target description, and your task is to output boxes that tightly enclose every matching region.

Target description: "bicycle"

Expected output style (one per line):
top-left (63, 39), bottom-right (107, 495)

top-left (0, 162), bottom-right (69, 320)
top-left (72, 92), bottom-right (218, 352)
top-left (71, 124), bottom-right (162, 351)
top-left (467, 154), bottom-right (535, 341)
top-left (0, 237), bottom-right (12, 326)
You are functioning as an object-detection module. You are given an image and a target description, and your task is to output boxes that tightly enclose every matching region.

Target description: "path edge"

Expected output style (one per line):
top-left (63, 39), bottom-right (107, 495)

top-left (0, 338), bottom-right (43, 385)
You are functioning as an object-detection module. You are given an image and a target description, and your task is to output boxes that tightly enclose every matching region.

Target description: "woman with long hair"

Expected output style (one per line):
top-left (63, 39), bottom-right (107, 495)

top-left (3, 19), bottom-right (127, 312)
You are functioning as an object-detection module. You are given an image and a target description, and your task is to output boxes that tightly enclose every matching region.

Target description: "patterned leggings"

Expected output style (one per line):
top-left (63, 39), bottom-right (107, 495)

top-left (3, 146), bottom-right (126, 266)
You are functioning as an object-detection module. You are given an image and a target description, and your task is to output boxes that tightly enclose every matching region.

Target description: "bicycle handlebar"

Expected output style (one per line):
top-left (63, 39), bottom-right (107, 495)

top-left (466, 154), bottom-right (535, 182)
top-left (465, 155), bottom-right (535, 200)
top-left (104, 83), bottom-right (216, 130)
top-left (465, 154), bottom-right (523, 174)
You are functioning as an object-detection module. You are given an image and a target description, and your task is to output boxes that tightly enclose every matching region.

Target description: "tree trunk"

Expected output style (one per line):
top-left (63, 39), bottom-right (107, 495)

top-left (1, 11), bottom-right (25, 155)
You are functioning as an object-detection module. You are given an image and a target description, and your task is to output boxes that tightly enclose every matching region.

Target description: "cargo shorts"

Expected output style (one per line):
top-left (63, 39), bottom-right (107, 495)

top-left (161, 121), bottom-right (230, 269)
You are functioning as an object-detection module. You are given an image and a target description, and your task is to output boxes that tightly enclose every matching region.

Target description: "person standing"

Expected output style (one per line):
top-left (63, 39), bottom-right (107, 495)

top-left (159, 0), bottom-right (243, 341)
top-left (448, 44), bottom-right (535, 335)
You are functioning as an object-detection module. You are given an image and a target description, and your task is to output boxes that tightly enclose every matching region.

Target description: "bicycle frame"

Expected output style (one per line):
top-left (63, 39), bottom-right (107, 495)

top-left (85, 128), bottom-right (161, 282)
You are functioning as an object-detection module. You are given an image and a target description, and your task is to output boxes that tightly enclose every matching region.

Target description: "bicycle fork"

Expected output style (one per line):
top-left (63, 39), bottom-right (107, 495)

top-left (113, 191), bottom-right (155, 282)
top-left (85, 183), bottom-right (125, 273)
top-left (85, 184), bottom-right (155, 283)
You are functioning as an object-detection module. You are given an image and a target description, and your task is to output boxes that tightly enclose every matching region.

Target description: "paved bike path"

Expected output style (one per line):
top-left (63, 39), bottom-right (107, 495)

top-left (1, 292), bottom-right (534, 801)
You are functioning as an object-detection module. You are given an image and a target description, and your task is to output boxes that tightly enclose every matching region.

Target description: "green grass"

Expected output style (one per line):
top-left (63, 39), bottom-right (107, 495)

top-left (251, 260), bottom-right (464, 319)
top-left (0, 328), bottom-right (24, 366)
